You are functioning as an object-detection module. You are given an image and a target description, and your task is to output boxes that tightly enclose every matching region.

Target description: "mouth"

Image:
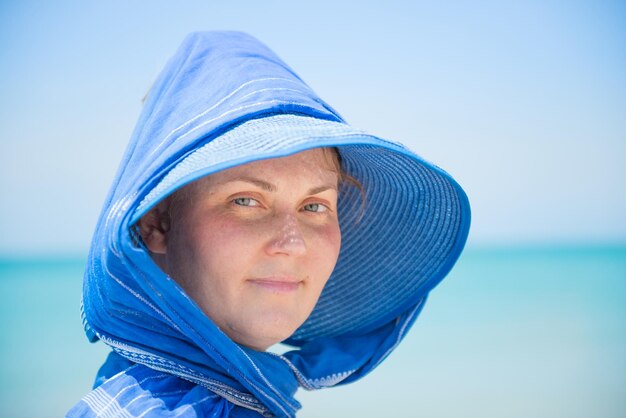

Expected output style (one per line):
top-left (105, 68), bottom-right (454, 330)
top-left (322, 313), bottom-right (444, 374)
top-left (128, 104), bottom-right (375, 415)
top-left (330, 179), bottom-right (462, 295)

top-left (247, 276), bottom-right (302, 292)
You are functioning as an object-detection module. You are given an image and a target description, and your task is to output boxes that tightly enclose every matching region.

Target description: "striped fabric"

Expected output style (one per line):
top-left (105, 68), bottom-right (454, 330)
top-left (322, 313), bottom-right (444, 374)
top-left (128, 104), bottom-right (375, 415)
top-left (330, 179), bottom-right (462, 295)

top-left (68, 353), bottom-right (253, 417)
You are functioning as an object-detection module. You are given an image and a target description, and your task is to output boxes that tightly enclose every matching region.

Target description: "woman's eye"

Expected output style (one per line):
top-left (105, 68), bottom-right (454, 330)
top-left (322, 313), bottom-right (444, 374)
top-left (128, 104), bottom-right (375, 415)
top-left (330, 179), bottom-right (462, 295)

top-left (233, 197), bottom-right (260, 207)
top-left (303, 203), bottom-right (327, 213)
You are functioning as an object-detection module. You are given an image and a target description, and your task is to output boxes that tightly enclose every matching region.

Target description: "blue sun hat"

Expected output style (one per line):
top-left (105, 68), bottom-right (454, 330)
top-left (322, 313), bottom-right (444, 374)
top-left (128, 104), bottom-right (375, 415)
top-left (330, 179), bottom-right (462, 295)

top-left (73, 31), bottom-right (470, 417)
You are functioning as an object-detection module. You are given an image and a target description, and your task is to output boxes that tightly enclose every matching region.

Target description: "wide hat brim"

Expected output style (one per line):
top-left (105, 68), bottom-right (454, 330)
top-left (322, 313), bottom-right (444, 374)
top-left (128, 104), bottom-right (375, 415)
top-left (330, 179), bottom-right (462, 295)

top-left (132, 113), bottom-right (471, 344)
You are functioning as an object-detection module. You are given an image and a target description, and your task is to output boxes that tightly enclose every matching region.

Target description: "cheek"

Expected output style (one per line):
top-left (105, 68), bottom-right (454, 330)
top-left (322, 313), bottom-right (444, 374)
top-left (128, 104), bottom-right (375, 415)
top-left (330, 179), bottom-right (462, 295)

top-left (168, 214), bottom-right (241, 276)
top-left (310, 224), bottom-right (342, 274)
top-left (191, 217), bottom-right (254, 264)
top-left (192, 215), bottom-right (275, 283)
top-left (326, 225), bottom-right (342, 259)
top-left (170, 217), bottom-right (256, 306)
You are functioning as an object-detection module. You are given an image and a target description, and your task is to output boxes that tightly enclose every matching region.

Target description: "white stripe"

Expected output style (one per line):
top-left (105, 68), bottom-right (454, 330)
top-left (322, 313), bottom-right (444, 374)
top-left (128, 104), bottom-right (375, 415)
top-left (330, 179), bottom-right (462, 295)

top-left (163, 78), bottom-right (305, 143)
top-left (123, 393), bottom-right (151, 409)
top-left (135, 404), bottom-right (162, 418)
top-left (82, 389), bottom-right (108, 413)
top-left (83, 387), bottom-right (133, 418)
top-left (172, 394), bottom-right (219, 417)
top-left (147, 77), bottom-right (308, 160)
top-left (87, 388), bottom-right (115, 415)
top-left (172, 99), bottom-right (305, 144)
top-left (138, 373), bottom-right (171, 385)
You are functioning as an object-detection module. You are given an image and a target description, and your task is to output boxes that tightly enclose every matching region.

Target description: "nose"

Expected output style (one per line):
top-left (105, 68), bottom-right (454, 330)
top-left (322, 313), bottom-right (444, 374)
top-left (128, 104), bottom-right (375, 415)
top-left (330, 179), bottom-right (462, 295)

top-left (265, 213), bottom-right (306, 257)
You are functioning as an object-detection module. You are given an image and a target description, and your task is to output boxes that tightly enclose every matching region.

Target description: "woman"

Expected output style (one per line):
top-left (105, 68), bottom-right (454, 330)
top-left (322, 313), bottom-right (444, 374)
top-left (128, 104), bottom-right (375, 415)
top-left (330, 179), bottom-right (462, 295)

top-left (69, 31), bottom-right (470, 417)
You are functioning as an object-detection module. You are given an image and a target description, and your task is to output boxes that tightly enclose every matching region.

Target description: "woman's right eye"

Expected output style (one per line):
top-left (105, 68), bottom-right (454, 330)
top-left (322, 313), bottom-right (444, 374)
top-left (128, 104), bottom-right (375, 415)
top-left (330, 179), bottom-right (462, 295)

top-left (232, 197), bottom-right (260, 207)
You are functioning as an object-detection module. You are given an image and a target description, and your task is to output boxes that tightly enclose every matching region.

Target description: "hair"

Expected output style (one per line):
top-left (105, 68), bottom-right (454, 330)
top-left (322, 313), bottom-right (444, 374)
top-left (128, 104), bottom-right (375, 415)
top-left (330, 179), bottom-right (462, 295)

top-left (324, 147), bottom-right (366, 222)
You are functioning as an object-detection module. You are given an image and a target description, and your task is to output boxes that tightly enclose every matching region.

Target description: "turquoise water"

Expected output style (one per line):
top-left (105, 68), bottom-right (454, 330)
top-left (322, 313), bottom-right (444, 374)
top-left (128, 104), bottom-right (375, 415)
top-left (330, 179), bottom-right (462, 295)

top-left (1, 246), bottom-right (624, 417)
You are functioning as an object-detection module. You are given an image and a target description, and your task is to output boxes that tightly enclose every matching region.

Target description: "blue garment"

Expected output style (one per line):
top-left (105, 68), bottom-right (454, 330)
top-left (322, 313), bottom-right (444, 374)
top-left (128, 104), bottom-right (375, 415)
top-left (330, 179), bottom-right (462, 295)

top-left (69, 352), bottom-right (270, 417)
top-left (69, 31), bottom-right (469, 417)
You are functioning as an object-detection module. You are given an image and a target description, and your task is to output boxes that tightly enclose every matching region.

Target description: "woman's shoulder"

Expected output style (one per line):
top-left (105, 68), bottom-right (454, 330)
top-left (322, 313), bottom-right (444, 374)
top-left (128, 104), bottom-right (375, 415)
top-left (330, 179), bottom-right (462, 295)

top-left (66, 353), bottom-right (235, 417)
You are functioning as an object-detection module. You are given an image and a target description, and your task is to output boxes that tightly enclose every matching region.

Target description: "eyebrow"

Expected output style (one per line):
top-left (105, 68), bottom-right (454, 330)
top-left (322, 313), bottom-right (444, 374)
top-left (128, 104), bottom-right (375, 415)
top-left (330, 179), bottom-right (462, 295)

top-left (220, 176), bottom-right (337, 195)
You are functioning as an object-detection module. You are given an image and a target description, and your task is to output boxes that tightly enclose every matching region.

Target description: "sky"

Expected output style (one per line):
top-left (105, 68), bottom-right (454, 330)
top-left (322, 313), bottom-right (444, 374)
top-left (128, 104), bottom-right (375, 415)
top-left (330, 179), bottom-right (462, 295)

top-left (0, 1), bottom-right (625, 255)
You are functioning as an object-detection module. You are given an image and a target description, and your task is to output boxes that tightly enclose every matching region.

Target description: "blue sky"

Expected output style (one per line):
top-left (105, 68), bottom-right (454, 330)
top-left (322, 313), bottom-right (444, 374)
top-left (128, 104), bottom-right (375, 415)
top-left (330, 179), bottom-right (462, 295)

top-left (1, 1), bottom-right (625, 254)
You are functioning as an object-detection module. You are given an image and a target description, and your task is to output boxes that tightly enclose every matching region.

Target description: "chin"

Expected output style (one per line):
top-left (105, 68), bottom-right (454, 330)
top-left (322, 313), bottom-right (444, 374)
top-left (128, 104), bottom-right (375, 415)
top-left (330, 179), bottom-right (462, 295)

top-left (235, 319), bottom-right (303, 351)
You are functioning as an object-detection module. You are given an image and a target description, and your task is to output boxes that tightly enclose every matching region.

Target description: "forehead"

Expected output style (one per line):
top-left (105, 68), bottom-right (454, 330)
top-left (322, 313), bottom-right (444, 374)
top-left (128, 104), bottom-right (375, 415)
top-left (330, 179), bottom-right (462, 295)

top-left (205, 148), bottom-right (338, 184)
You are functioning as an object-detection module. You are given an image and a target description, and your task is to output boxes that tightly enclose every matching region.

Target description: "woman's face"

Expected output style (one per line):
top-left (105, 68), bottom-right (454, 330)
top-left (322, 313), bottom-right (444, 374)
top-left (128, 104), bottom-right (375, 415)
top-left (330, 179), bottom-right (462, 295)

top-left (141, 148), bottom-right (342, 350)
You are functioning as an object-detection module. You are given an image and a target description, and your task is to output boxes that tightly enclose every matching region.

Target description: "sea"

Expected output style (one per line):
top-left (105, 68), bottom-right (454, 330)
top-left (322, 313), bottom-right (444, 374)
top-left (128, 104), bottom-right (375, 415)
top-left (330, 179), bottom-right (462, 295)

top-left (1, 245), bottom-right (624, 418)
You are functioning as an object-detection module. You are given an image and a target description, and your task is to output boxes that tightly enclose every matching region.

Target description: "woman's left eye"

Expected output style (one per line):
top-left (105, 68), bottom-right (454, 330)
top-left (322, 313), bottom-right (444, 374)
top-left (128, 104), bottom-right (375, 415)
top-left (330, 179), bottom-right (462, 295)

top-left (233, 197), bottom-right (260, 207)
top-left (303, 203), bottom-right (328, 213)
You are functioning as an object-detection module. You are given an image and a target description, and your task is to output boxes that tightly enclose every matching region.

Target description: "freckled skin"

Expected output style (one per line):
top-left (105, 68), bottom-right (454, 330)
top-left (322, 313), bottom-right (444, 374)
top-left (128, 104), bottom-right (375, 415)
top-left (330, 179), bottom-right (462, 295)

top-left (271, 216), bottom-right (305, 251)
top-left (145, 149), bottom-right (342, 351)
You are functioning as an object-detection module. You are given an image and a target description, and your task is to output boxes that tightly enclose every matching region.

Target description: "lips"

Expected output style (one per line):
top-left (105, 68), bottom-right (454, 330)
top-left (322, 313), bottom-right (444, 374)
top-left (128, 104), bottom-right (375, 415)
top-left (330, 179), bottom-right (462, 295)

top-left (248, 276), bottom-right (302, 292)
